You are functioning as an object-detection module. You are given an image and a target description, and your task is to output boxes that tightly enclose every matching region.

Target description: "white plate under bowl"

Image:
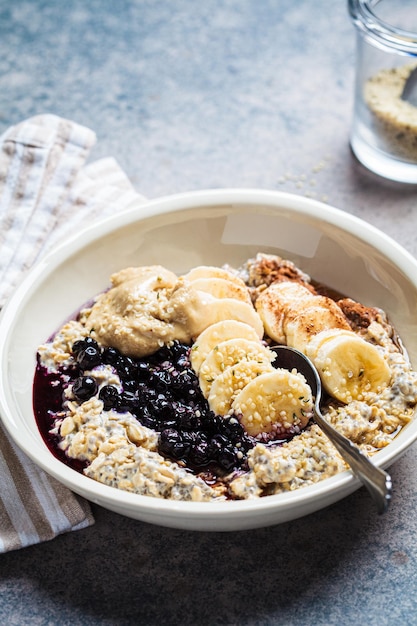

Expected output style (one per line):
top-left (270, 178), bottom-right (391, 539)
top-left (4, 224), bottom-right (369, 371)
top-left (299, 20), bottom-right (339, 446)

top-left (1, 189), bottom-right (417, 531)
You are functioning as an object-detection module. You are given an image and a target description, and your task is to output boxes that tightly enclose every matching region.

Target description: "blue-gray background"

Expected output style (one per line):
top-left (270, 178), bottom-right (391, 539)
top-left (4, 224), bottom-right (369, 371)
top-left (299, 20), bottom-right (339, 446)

top-left (1, 1), bottom-right (417, 625)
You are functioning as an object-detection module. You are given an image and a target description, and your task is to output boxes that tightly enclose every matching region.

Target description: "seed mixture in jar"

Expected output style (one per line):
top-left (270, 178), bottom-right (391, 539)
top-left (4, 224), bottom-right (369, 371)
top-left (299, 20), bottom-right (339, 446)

top-left (364, 63), bottom-right (417, 161)
top-left (33, 254), bottom-right (417, 501)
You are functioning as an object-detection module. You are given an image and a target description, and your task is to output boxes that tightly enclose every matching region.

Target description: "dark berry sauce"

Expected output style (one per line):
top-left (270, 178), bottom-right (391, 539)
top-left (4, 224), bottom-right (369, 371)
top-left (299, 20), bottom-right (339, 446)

top-left (33, 360), bottom-right (88, 473)
top-left (33, 338), bottom-right (257, 481)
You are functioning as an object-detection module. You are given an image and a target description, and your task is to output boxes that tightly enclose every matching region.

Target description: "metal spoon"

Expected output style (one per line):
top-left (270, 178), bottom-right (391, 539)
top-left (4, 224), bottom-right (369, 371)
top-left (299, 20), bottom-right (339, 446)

top-left (401, 65), bottom-right (417, 107)
top-left (271, 345), bottom-right (392, 514)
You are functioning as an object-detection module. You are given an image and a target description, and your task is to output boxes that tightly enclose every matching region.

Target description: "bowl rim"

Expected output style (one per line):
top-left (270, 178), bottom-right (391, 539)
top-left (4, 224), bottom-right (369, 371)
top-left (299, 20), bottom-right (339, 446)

top-left (1, 187), bottom-right (417, 521)
top-left (50, 188), bottom-right (417, 276)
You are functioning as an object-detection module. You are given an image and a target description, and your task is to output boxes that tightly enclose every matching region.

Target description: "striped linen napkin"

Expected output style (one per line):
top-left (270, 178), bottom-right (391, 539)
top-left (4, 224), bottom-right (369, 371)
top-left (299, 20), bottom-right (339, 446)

top-left (0, 114), bottom-right (146, 552)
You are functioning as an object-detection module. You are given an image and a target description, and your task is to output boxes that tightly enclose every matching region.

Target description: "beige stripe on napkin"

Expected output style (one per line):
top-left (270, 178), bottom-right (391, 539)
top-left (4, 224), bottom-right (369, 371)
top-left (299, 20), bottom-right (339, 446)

top-left (0, 115), bottom-right (97, 306)
top-left (0, 114), bottom-right (145, 552)
top-left (45, 156), bottom-right (145, 253)
top-left (0, 432), bottom-right (93, 552)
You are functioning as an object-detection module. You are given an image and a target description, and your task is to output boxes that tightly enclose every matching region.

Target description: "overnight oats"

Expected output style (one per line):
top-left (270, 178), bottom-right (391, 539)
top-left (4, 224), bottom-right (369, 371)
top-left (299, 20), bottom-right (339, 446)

top-left (33, 254), bottom-right (417, 502)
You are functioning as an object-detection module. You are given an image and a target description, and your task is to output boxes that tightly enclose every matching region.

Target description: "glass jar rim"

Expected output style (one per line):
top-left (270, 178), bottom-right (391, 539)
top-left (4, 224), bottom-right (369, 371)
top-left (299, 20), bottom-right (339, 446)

top-left (348, 0), bottom-right (417, 54)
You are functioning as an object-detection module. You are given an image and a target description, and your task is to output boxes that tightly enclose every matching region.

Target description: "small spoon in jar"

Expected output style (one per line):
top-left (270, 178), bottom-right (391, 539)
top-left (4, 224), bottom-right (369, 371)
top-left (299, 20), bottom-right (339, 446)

top-left (401, 65), bottom-right (417, 107)
top-left (271, 345), bottom-right (392, 514)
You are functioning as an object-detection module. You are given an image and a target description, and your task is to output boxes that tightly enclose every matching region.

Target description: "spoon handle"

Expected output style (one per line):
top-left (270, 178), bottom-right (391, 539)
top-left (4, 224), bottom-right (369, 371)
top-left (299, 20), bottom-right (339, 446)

top-left (313, 406), bottom-right (392, 514)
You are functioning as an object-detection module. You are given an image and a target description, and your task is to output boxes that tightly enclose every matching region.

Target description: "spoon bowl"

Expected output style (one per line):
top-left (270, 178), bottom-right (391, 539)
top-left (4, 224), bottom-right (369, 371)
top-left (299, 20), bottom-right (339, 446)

top-left (271, 345), bottom-right (392, 514)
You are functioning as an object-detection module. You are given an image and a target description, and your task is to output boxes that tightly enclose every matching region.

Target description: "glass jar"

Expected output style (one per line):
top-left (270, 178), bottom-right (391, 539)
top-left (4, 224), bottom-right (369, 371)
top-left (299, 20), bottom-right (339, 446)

top-left (348, 0), bottom-right (417, 183)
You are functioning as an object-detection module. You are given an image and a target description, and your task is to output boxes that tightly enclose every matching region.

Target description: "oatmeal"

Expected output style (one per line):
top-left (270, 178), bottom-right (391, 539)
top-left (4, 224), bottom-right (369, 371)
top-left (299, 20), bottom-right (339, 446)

top-left (33, 255), bottom-right (417, 501)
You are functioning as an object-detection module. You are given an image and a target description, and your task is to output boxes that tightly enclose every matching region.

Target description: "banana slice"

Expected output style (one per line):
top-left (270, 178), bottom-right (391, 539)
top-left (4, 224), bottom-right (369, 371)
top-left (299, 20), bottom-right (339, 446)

top-left (182, 265), bottom-right (246, 288)
top-left (284, 298), bottom-right (351, 353)
top-left (189, 277), bottom-right (251, 304)
top-left (190, 320), bottom-right (262, 374)
top-left (256, 281), bottom-right (316, 343)
top-left (232, 369), bottom-right (313, 437)
top-left (208, 359), bottom-right (275, 416)
top-left (198, 338), bottom-right (275, 398)
top-left (263, 280), bottom-right (315, 303)
top-left (192, 297), bottom-right (264, 340)
top-left (305, 328), bottom-right (359, 361)
top-left (312, 331), bottom-right (391, 403)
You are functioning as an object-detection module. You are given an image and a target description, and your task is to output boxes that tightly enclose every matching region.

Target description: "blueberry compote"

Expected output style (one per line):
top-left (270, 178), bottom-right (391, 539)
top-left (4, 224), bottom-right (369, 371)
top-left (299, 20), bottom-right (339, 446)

top-left (33, 338), bottom-right (255, 483)
top-left (33, 362), bottom-right (87, 473)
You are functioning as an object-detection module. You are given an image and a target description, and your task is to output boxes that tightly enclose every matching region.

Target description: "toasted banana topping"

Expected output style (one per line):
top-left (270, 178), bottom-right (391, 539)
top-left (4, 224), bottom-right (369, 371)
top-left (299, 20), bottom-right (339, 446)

top-left (284, 299), bottom-right (351, 353)
top-left (254, 279), bottom-right (392, 403)
top-left (255, 281), bottom-right (315, 343)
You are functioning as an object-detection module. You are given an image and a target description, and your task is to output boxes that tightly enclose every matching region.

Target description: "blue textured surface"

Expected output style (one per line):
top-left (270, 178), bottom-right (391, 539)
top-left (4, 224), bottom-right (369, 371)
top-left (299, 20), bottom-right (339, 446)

top-left (1, 1), bottom-right (417, 625)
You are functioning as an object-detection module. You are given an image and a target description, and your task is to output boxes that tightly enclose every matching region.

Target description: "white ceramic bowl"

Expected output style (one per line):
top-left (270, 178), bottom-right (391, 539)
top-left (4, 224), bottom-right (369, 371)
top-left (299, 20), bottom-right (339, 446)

top-left (1, 189), bottom-right (417, 531)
